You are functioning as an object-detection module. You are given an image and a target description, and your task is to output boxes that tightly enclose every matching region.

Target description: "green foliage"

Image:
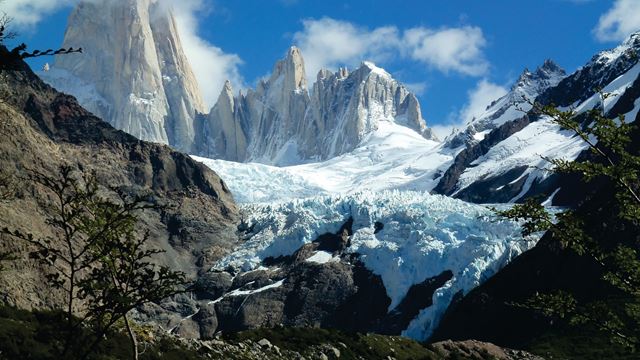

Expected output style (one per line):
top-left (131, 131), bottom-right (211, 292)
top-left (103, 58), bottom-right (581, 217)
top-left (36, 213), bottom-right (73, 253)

top-left (493, 197), bottom-right (552, 236)
top-left (1, 165), bottom-right (187, 359)
top-left (0, 306), bottom-right (201, 360)
top-left (498, 93), bottom-right (640, 351)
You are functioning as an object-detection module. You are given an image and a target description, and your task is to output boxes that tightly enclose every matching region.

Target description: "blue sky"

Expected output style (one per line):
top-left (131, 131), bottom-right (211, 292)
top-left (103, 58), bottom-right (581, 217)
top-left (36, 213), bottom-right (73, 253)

top-left (3, 0), bottom-right (639, 137)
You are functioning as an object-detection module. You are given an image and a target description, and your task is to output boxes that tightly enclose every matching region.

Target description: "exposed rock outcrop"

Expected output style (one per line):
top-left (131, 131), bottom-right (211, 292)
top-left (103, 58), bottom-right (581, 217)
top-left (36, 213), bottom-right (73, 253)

top-left (0, 46), bottom-right (238, 310)
top-left (46, 0), bottom-right (205, 152)
top-left (44, 1), bottom-right (436, 166)
top-left (196, 49), bottom-right (436, 165)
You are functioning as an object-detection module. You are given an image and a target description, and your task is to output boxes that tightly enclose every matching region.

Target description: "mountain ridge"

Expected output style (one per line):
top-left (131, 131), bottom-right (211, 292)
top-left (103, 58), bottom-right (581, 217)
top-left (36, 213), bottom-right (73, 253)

top-left (44, 0), bottom-right (436, 165)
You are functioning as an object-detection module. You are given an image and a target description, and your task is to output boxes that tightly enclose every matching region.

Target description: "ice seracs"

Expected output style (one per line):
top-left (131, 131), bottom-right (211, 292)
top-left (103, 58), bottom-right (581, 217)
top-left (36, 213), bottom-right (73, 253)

top-left (213, 190), bottom-right (537, 340)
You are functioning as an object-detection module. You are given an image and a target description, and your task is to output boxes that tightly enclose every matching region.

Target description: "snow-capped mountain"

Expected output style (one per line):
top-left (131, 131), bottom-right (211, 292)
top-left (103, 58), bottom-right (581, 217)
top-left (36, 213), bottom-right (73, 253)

top-left (190, 32), bottom-right (640, 208)
top-left (44, 0), bottom-right (205, 152)
top-left (445, 60), bottom-right (566, 148)
top-left (195, 48), bottom-right (436, 165)
top-left (44, 0), bottom-right (435, 165)
top-left (31, 0), bottom-right (640, 349)
top-left (434, 32), bottom-right (640, 204)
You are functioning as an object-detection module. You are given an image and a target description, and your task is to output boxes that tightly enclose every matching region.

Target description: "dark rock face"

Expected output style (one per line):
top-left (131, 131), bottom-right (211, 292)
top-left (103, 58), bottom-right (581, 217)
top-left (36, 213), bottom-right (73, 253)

top-left (431, 236), bottom-right (606, 347)
top-left (453, 166), bottom-right (529, 204)
top-left (431, 136), bottom-right (640, 350)
top-left (380, 270), bottom-right (453, 335)
top-left (537, 34), bottom-right (640, 108)
top-left (0, 49), bottom-right (239, 310)
top-left (434, 115), bottom-right (532, 197)
top-left (435, 35), bottom-right (640, 204)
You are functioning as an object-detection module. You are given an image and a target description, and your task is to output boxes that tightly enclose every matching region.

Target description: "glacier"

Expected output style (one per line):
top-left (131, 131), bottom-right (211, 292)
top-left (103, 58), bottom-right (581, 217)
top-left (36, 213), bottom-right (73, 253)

top-left (213, 190), bottom-right (538, 340)
top-left (193, 120), bottom-right (455, 203)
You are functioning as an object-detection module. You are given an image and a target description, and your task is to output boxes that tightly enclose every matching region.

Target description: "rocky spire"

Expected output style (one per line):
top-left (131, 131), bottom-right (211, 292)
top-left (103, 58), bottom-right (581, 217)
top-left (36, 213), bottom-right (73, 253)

top-left (48, 0), bottom-right (205, 152)
top-left (201, 80), bottom-right (247, 161)
top-left (280, 46), bottom-right (307, 91)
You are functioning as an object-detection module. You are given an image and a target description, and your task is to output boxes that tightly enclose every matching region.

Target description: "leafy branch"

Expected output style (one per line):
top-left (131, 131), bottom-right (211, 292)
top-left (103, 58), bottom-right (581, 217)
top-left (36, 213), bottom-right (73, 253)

top-left (1, 165), bottom-right (187, 359)
top-left (497, 91), bottom-right (640, 349)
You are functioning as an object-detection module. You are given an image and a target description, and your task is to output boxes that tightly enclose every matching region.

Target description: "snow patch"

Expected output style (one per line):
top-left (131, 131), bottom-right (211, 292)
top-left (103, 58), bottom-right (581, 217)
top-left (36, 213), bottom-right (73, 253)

top-left (305, 251), bottom-right (338, 264)
top-left (209, 279), bottom-right (286, 305)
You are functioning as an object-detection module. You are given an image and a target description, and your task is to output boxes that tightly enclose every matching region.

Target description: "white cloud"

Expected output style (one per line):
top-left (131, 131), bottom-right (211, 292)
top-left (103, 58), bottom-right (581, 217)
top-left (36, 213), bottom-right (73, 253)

top-left (403, 26), bottom-right (489, 76)
top-left (293, 18), bottom-right (490, 81)
top-left (159, 0), bottom-right (244, 107)
top-left (293, 18), bottom-right (399, 80)
top-left (432, 79), bottom-right (507, 139)
top-left (0, 0), bottom-right (76, 27)
top-left (0, 0), bottom-right (244, 108)
top-left (403, 82), bottom-right (428, 96)
top-left (459, 79), bottom-right (508, 124)
top-left (594, 0), bottom-right (640, 42)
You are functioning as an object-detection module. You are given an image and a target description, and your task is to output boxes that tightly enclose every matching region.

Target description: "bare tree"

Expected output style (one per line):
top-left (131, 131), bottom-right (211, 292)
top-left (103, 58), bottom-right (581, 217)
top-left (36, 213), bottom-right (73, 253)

top-left (0, 11), bottom-right (17, 44)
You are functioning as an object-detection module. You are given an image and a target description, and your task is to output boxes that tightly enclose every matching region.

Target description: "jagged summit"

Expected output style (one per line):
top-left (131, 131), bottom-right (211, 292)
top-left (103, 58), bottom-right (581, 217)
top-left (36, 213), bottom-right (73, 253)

top-left (360, 61), bottom-right (392, 78)
top-left (43, 0), bottom-right (435, 166)
top-left (268, 46), bottom-right (308, 91)
top-left (197, 48), bottom-right (436, 165)
top-left (445, 60), bottom-right (566, 148)
top-left (45, 0), bottom-right (205, 152)
top-left (514, 59), bottom-right (566, 93)
top-left (593, 30), bottom-right (640, 65)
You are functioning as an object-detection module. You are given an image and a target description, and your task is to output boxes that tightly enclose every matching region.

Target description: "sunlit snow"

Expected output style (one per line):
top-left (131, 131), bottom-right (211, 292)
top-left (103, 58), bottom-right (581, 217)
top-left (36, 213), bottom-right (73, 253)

top-left (193, 120), bottom-right (454, 203)
top-left (213, 190), bottom-right (537, 340)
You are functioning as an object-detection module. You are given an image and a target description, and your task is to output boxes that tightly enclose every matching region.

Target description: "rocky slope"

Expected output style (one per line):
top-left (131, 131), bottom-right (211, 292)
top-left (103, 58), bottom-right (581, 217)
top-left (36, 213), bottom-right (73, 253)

top-left (186, 330), bottom-right (546, 360)
top-left (434, 33), bottom-right (640, 204)
top-left (0, 46), bottom-right (238, 310)
top-left (44, 0), bottom-right (206, 152)
top-left (430, 124), bottom-right (640, 359)
top-left (445, 60), bottom-right (566, 149)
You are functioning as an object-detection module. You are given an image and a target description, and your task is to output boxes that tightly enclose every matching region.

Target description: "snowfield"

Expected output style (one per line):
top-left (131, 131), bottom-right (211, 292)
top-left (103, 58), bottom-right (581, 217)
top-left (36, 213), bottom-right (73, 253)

top-left (193, 120), bottom-right (455, 203)
top-left (454, 117), bottom-right (589, 201)
top-left (213, 190), bottom-right (538, 340)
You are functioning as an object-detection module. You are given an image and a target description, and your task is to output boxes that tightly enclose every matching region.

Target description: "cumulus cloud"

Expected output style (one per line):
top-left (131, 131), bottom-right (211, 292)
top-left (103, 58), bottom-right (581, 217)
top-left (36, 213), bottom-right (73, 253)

top-left (403, 26), bottom-right (488, 76)
top-left (431, 79), bottom-right (507, 139)
top-left (293, 18), bottom-right (399, 80)
top-left (159, 0), bottom-right (244, 107)
top-left (594, 0), bottom-right (640, 42)
top-left (459, 79), bottom-right (508, 124)
top-left (0, 0), bottom-right (76, 27)
top-left (403, 82), bottom-right (428, 96)
top-left (293, 18), bottom-right (490, 81)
